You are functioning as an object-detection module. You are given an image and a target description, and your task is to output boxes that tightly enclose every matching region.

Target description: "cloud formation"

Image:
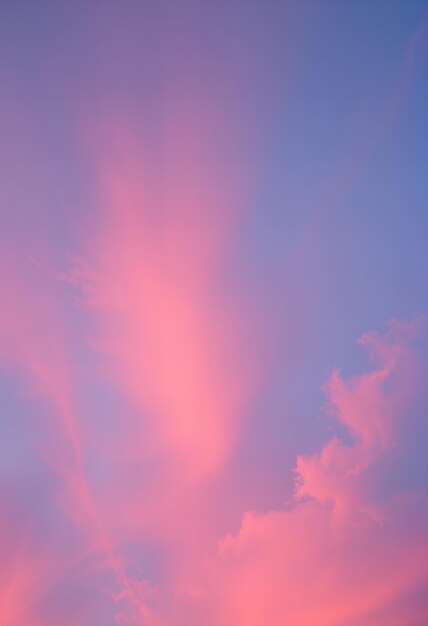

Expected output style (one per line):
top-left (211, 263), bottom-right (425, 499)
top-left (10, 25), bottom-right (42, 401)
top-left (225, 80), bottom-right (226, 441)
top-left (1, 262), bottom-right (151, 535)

top-left (1, 195), bottom-right (428, 626)
top-left (1, 3), bottom-right (428, 624)
top-left (206, 318), bottom-right (428, 626)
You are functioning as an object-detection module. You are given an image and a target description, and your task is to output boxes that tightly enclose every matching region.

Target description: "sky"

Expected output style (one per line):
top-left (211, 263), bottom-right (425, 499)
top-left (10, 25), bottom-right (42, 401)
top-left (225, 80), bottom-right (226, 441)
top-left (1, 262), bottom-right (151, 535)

top-left (1, 1), bottom-right (428, 625)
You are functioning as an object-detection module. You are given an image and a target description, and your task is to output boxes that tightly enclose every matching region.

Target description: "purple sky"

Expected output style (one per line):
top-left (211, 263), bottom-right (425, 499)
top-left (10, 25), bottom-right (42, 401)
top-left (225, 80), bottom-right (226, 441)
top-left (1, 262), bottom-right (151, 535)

top-left (1, 2), bottom-right (428, 625)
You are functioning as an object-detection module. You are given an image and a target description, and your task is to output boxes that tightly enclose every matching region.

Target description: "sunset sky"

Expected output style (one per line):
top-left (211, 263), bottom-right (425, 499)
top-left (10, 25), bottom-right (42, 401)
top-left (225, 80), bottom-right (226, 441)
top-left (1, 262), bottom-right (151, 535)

top-left (1, 1), bottom-right (428, 625)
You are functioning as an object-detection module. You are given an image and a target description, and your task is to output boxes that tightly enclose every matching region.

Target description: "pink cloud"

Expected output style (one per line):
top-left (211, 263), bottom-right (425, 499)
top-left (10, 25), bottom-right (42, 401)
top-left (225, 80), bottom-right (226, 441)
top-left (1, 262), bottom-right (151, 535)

top-left (73, 118), bottom-right (261, 479)
top-left (65, 113), bottom-right (269, 573)
top-left (0, 244), bottom-right (157, 623)
top-left (192, 317), bottom-right (428, 626)
top-left (2, 209), bottom-right (428, 626)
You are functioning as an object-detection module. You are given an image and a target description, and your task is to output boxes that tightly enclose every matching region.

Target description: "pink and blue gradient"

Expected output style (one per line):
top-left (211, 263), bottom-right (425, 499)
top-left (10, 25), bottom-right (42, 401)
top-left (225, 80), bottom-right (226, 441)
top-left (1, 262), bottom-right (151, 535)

top-left (1, 2), bottom-right (428, 625)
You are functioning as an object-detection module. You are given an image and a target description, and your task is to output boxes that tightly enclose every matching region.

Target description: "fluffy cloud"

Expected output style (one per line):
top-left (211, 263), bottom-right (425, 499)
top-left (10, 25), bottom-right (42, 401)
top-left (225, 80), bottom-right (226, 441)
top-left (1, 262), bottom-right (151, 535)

top-left (196, 317), bottom-right (428, 626)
